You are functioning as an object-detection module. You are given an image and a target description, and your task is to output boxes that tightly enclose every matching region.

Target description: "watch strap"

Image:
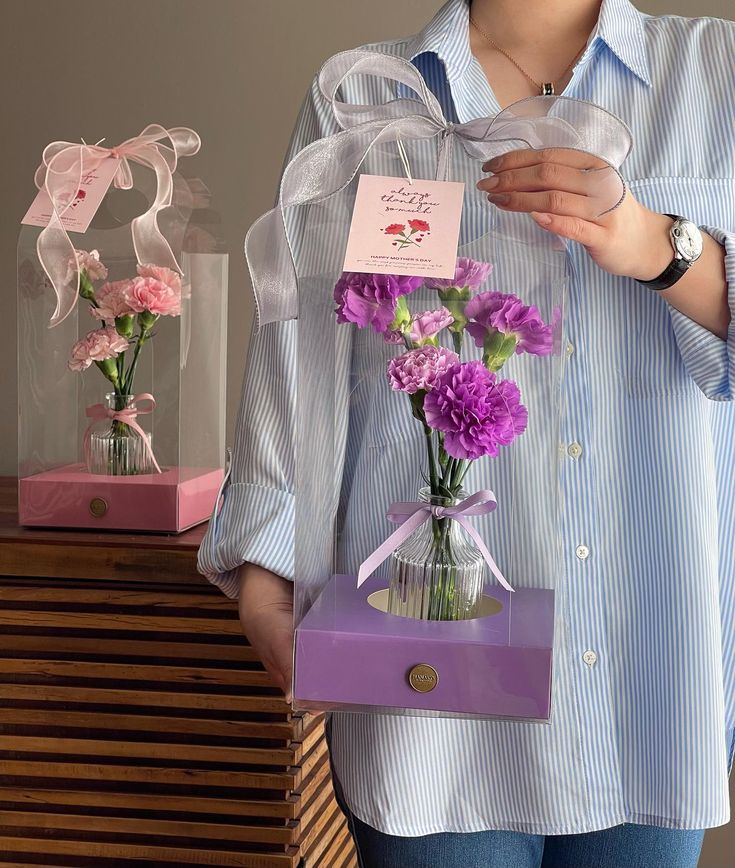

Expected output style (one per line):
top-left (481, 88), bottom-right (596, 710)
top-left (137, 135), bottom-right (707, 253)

top-left (636, 213), bottom-right (691, 292)
top-left (636, 255), bottom-right (690, 292)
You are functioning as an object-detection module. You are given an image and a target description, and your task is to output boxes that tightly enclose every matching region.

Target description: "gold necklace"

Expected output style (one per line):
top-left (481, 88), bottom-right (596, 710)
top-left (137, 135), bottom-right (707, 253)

top-left (469, 15), bottom-right (588, 95)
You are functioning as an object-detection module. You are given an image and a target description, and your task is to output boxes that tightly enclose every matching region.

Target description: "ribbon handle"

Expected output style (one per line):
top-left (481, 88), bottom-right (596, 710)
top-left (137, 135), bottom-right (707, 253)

top-left (356, 489), bottom-right (514, 593)
top-left (34, 124), bottom-right (201, 328)
top-left (245, 48), bottom-right (633, 333)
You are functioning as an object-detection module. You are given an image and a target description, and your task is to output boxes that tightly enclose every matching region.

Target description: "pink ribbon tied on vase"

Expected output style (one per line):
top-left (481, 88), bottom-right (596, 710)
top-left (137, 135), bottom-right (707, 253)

top-left (83, 392), bottom-right (162, 474)
top-left (356, 489), bottom-right (514, 593)
top-left (34, 124), bottom-right (201, 328)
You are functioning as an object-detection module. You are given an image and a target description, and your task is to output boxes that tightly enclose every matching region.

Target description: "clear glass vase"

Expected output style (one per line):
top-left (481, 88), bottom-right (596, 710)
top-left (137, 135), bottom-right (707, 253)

top-left (87, 392), bottom-right (155, 476)
top-left (388, 486), bottom-right (486, 621)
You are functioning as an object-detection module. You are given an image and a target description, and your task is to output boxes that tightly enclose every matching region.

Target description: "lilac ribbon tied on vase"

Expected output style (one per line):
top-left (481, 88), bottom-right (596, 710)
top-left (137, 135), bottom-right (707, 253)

top-left (82, 392), bottom-right (162, 474)
top-left (33, 124), bottom-right (201, 328)
top-left (357, 489), bottom-right (514, 593)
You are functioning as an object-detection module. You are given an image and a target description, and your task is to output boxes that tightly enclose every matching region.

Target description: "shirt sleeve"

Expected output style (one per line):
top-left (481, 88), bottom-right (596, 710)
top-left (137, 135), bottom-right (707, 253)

top-left (667, 224), bottom-right (735, 401)
top-left (196, 74), bottom-right (343, 599)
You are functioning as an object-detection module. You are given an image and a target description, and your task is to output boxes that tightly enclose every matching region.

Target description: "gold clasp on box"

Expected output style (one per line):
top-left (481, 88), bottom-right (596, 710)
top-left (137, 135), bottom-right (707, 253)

top-left (408, 663), bottom-right (438, 693)
top-left (89, 497), bottom-right (108, 518)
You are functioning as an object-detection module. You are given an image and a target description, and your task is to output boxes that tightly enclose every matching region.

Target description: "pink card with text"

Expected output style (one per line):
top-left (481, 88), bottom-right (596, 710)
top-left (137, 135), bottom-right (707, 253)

top-left (21, 157), bottom-right (120, 234)
top-left (343, 174), bottom-right (465, 278)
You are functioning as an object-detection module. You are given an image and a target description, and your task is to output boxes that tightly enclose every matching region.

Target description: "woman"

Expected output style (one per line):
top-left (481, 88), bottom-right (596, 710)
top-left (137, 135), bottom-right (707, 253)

top-left (198, 1), bottom-right (735, 865)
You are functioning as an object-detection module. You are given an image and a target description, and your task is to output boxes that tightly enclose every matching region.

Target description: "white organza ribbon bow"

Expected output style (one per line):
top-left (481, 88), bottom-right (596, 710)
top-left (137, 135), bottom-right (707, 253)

top-left (245, 48), bottom-right (633, 332)
top-left (34, 123), bottom-right (201, 327)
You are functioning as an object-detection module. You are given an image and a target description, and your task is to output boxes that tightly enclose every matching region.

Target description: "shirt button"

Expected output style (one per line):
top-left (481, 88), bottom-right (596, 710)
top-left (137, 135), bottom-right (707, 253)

top-left (583, 650), bottom-right (598, 666)
top-left (566, 341), bottom-right (575, 356)
top-left (567, 441), bottom-right (583, 459)
top-left (575, 544), bottom-right (590, 560)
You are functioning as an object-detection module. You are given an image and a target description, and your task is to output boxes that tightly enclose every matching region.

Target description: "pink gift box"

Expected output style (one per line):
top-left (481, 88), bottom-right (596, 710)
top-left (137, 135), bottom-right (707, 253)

top-left (19, 463), bottom-right (223, 532)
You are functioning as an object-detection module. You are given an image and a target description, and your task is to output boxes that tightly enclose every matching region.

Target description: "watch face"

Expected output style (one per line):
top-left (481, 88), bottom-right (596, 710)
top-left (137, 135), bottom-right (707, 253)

top-left (672, 220), bottom-right (703, 261)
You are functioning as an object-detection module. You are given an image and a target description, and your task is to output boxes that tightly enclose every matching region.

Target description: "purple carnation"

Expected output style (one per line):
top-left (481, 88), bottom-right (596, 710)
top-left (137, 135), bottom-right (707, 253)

top-left (408, 306), bottom-right (454, 344)
top-left (424, 257), bottom-right (493, 291)
top-left (334, 272), bottom-right (423, 334)
top-left (465, 291), bottom-right (553, 356)
top-left (387, 345), bottom-right (460, 394)
top-left (423, 360), bottom-right (528, 460)
top-left (382, 328), bottom-right (405, 344)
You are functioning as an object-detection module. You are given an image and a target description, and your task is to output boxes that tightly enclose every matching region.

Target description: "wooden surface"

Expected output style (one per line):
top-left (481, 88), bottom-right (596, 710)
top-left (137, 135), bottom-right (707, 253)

top-left (0, 477), bottom-right (211, 585)
top-left (0, 477), bottom-right (356, 868)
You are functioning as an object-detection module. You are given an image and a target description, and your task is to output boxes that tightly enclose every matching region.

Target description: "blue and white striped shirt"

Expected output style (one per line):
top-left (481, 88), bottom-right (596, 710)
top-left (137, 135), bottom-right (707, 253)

top-left (198, 0), bottom-right (735, 835)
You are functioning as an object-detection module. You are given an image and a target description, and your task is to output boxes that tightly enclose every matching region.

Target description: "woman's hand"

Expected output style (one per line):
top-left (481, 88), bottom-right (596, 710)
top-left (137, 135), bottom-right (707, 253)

top-left (477, 147), bottom-right (674, 282)
top-left (238, 563), bottom-right (295, 702)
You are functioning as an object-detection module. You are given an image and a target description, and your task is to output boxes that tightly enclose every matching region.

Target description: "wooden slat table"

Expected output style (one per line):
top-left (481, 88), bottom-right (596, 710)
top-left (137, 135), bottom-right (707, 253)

top-left (0, 477), bottom-right (356, 868)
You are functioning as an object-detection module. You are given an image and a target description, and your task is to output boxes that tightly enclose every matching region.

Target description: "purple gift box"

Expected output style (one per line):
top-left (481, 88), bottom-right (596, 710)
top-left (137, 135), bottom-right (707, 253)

top-left (293, 573), bottom-right (555, 720)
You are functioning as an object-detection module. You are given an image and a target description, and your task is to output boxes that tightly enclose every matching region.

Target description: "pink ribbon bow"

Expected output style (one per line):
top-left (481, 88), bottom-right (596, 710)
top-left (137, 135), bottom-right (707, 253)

top-left (83, 392), bottom-right (162, 474)
top-left (34, 124), bottom-right (201, 328)
top-left (356, 489), bottom-right (514, 592)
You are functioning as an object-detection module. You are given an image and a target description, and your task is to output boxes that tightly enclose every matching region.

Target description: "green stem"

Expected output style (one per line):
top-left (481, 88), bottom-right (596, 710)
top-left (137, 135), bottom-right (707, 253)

top-left (439, 454), bottom-right (456, 496)
top-left (448, 457), bottom-right (468, 493)
top-left (122, 330), bottom-right (149, 394)
top-left (423, 425), bottom-right (439, 493)
top-left (455, 460), bottom-right (471, 489)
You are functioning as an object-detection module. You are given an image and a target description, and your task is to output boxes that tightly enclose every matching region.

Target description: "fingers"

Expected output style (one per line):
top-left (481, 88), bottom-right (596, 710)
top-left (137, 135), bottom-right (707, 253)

top-left (477, 161), bottom-right (593, 197)
top-left (487, 188), bottom-right (600, 222)
top-left (476, 147), bottom-right (619, 222)
top-left (247, 616), bottom-right (295, 703)
top-left (238, 564), bottom-right (295, 704)
top-left (483, 147), bottom-right (608, 173)
top-left (271, 623), bottom-right (295, 703)
top-left (530, 211), bottom-right (606, 248)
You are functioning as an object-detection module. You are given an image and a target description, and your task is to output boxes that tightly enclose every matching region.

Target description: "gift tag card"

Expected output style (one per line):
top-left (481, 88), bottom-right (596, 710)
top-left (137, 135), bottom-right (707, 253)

top-left (22, 156), bottom-right (120, 234)
top-left (342, 174), bottom-right (465, 278)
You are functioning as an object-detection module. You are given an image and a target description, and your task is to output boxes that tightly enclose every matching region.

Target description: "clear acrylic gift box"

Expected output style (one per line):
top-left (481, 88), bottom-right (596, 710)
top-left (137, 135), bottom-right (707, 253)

top-left (243, 51), bottom-right (631, 720)
top-left (17, 126), bottom-right (228, 532)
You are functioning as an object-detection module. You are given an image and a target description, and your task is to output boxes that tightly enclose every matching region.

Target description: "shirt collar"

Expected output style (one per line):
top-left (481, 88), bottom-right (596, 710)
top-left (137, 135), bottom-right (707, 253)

top-left (590, 0), bottom-right (651, 86)
top-left (404, 0), bottom-right (474, 83)
top-left (405, 0), bottom-right (651, 88)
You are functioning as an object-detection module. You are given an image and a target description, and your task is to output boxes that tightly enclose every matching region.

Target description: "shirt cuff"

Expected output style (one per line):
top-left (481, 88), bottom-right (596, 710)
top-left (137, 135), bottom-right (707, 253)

top-left (196, 479), bottom-right (294, 600)
top-left (667, 224), bottom-right (735, 401)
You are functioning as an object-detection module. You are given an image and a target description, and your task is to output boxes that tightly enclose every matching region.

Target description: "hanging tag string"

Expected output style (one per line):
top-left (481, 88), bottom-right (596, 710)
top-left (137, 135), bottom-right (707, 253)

top-left (395, 137), bottom-right (414, 185)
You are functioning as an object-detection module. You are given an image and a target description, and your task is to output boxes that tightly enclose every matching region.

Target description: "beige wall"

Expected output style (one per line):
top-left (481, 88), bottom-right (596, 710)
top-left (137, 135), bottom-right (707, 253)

top-left (0, 1), bottom-right (733, 861)
top-left (2, 0), bottom-right (735, 467)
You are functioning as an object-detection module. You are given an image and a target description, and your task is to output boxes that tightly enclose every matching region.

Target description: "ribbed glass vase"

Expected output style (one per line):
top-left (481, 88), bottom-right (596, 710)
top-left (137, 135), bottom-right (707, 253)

top-left (388, 486), bottom-right (485, 620)
top-left (87, 392), bottom-right (155, 476)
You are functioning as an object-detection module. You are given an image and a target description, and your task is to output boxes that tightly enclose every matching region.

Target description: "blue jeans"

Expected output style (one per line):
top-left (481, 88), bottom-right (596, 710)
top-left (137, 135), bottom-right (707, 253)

top-left (325, 719), bottom-right (706, 868)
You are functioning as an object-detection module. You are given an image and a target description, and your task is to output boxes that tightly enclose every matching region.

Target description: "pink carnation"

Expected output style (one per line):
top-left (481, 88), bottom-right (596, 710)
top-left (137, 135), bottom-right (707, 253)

top-left (66, 249), bottom-right (108, 284)
top-left (127, 275), bottom-right (181, 317)
top-left (387, 345), bottom-right (459, 394)
top-left (136, 264), bottom-right (182, 295)
top-left (68, 326), bottom-right (129, 372)
top-left (76, 249), bottom-right (107, 281)
top-left (90, 279), bottom-right (136, 321)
